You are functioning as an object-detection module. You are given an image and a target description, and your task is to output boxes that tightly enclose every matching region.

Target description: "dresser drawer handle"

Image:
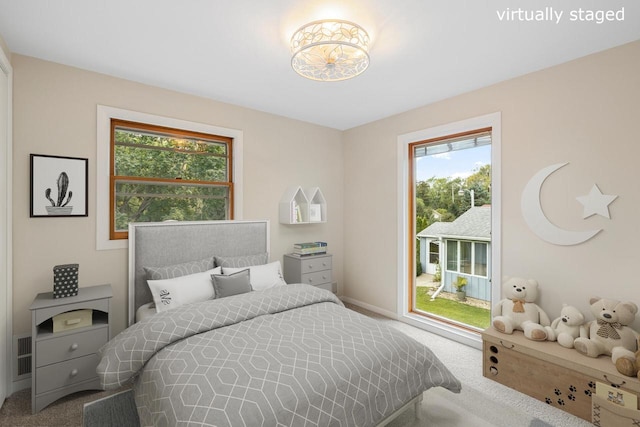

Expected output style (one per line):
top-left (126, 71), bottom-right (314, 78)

top-left (308, 265), bottom-right (313, 269)
top-left (70, 343), bottom-right (79, 351)
top-left (70, 369), bottom-right (78, 377)
top-left (308, 278), bottom-right (313, 283)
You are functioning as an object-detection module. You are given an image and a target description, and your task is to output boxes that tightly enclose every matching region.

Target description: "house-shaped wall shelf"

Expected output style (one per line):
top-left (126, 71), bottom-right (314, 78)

top-left (279, 186), bottom-right (327, 224)
top-left (305, 187), bottom-right (327, 223)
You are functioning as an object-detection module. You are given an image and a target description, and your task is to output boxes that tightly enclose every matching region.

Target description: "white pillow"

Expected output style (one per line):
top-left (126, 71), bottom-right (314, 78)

top-left (148, 267), bottom-right (221, 313)
top-left (222, 261), bottom-right (286, 291)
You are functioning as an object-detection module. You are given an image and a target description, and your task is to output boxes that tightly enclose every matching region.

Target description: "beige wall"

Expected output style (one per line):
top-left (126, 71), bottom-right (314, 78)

top-left (12, 55), bottom-right (344, 335)
top-left (343, 40), bottom-right (640, 330)
top-left (10, 40), bottom-right (640, 336)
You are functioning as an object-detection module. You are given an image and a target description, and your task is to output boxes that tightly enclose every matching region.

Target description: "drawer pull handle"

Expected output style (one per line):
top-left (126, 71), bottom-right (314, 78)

top-left (66, 318), bottom-right (82, 326)
top-left (603, 375), bottom-right (626, 388)
top-left (308, 265), bottom-right (313, 269)
top-left (70, 369), bottom-right (78, 377)
top-left (499, 340), bottom-right (514, 349)
top-left (308, 278), bottom-right (313, 283)
top-left (70, 343), bottom-right (79, 351)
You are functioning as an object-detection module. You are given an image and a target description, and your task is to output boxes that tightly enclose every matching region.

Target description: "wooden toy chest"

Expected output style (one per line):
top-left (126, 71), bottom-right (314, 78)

top-left (482, 328), bottom-right (640, 422)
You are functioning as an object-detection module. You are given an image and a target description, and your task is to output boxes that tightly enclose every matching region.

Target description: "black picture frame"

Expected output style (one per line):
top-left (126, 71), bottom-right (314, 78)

top-left (30, 154), bottom-right (88, 217)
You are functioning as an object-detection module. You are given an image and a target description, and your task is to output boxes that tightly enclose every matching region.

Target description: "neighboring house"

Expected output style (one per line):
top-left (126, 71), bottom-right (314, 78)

top-left (417, 205), bottom-right (491, 301)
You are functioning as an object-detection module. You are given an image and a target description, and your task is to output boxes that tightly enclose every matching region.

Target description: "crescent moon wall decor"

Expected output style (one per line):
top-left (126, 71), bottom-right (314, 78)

top-left (521, 162), bottom-right (602, 246)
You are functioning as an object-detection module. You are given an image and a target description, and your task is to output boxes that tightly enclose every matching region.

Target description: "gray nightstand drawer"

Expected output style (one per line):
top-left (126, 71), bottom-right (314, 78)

top-left (299, 256), bottom-right (332, 274)
top-left (36, 327), bottom-right (108, 367)
top-left (35, 353), bottom-right (100, 394)
top-left (301, 270), bottom-right (332, 286)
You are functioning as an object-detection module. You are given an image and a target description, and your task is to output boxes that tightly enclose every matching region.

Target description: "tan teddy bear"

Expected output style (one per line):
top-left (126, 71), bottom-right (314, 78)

top-left (615, 342), bottom-right (640, 379)
top-left (574, 297), bottom-right (639, 375)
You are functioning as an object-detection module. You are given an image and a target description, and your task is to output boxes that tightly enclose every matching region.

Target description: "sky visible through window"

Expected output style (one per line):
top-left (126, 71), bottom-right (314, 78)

top-left (415, 144), bottom-right (491, 181)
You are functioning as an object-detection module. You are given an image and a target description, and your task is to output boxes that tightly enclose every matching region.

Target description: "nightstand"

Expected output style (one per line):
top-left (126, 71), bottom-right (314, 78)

top-left (29, 284), bottom-right (112, 413)
top-left (283, 253), bottom-right (335, 293)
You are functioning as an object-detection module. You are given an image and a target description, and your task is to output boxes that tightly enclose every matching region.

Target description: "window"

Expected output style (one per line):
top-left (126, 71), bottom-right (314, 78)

top-left (110, 119), bottom-right (233, 240)
top-left (428, 242), bottom-right (439, 264)
top-left (446, 240), bottom-right (457, 271)
top-left (474, 242), bottom-right (488, 276)
top-left (398, 112), bottom-right (500, 346)
top-left (445, 240), bottom-right (488, 278)
top-left (460, 241), bottom-right (472, 274)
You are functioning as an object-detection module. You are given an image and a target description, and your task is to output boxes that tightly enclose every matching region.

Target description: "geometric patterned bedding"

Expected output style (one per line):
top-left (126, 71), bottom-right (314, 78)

top-left (97, 284), bottom-right (461, 427)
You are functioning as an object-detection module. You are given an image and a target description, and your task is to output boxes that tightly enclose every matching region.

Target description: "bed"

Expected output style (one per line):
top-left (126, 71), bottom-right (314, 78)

top-left (97, 220), bottom-right (461, 426)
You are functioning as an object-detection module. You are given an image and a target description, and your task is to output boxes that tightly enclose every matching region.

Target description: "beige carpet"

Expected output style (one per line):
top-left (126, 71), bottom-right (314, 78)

top-left (0, 386), bottom-right (129, 427)
top-left (346, 304), bottom-right (592, 427)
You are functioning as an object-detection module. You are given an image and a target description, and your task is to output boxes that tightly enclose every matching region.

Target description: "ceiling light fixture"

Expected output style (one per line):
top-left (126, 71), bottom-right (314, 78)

top-left (290, 19), bottom-right (370, 82)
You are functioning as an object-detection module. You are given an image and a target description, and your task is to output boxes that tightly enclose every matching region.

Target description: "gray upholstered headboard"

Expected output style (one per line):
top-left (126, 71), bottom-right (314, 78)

top-left (128, 220), bottom-right (270, 325)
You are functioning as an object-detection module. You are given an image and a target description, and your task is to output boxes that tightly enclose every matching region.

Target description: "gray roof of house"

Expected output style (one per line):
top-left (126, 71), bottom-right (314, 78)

top-left (417, 206), bottom-right (491, 240)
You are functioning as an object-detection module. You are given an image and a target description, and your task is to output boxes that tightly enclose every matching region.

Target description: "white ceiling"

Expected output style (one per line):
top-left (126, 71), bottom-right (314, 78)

top-left (1, 0), bottom-right (638, 130)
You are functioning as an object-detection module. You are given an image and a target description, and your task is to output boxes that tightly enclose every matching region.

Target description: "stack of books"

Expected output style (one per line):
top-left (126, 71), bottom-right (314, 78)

top-left (292, 242), bottom-right (327, 257)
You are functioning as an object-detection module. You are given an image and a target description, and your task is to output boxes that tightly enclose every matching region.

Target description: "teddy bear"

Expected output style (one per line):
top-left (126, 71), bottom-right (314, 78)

top-left (545, 304), bottom-right (585, 348)
top-left (615, 344), bottom-right (640, 379)
top-left (492, 277), bottom-right (551, 341)
top-left (573, 297), bottom-right (639, 375)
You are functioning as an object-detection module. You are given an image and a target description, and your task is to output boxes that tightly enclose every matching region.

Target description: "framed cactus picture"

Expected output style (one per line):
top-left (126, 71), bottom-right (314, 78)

top-left (30, 154), bottom-right (88, 217)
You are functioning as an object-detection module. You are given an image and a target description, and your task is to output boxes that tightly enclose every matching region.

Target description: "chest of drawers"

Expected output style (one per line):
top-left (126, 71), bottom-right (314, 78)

top-left (29, 284), bottom-right (112, 413)
top-left (283, 253), bottom-right (335, 293)
top-left (482, 327), bottom-right (640, 423)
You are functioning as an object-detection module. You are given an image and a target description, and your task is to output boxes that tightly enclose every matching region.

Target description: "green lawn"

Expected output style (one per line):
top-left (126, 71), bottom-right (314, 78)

top-left (415, 287), bottom-right (491, 329)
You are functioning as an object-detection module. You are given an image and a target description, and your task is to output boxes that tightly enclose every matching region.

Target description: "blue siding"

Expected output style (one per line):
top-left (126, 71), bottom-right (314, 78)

top-left (443, 271), bottom-right (490, 301)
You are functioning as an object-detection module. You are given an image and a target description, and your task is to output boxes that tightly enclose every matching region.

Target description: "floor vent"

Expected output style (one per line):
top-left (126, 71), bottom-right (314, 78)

top-left (13, 334), bottom-right (32, 380)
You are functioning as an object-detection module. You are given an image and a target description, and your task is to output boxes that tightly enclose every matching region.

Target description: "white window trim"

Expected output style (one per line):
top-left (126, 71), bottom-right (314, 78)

top-left (396, 112), bottom-right (501, 349)
top-left (96, 105), bottom-right (243, 250)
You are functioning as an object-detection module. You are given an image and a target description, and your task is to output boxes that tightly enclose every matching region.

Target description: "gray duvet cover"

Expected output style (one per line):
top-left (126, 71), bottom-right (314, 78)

top-left (98, 284), bottom-right (460, 427)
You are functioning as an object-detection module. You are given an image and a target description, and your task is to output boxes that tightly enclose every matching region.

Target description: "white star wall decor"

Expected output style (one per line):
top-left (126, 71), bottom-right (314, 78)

top-left (576, 184), bottom-right (618, 219)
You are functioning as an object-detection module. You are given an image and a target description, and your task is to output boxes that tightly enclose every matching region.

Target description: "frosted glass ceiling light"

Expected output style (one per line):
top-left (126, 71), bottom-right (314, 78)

top-left (290, 19), bottom-right (370, 82)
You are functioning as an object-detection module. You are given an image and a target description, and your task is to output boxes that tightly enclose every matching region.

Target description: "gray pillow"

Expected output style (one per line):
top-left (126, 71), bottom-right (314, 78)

top-left (214, 253), bottom-right (268, 268)
top-left (144, 257), bottom-right (214, 280)
top-left (211, 269), bottom-right (252, 299)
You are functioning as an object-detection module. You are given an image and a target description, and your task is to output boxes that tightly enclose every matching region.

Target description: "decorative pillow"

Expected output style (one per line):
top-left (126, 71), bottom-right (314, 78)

top-left (214, 253), bottom-right (268, 268)
top-left (223, 261), bottom-right (286, 291)
top-left (144, 257), bottom-right (214, 280)
top-left (148, 267), bottom-right (220, 313)
top-left (211, 269), bottom-right (252, 299)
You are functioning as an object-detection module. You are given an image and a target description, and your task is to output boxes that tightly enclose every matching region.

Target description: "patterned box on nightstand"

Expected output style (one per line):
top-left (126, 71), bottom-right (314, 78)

top-left (53, 263), bottom-right (79, 298)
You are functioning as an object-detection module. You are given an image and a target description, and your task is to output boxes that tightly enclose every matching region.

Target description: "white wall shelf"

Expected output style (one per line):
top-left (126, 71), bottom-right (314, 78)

top-left (279, 186), bottom-right (327, 224)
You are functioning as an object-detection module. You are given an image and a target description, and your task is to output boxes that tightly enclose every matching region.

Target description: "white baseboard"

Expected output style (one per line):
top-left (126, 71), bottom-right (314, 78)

top-left (340, 296), bottom-right (482, 350)
top-left (339, 296), bottom-right (399, 320)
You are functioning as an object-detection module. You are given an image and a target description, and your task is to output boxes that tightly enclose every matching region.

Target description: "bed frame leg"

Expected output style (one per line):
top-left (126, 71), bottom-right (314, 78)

top-left (414, 393), bottom-right (423, 420)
